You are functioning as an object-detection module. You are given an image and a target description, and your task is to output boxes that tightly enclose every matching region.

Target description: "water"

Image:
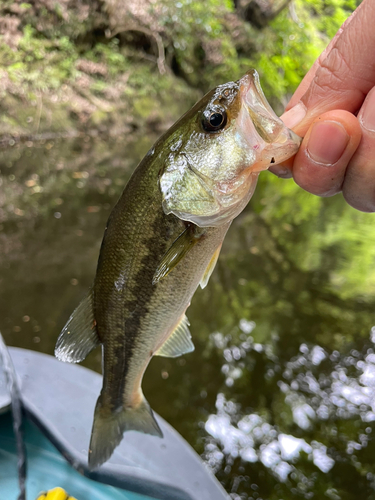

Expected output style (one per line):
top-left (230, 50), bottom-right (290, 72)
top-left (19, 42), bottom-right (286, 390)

top-left (2, 135), bottom-right (375, 499)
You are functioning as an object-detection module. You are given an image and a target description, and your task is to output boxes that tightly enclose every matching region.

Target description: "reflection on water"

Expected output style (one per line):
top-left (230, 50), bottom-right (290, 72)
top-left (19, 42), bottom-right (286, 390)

top-left (2, 136), bottom-right (375, 499)
top-left (204, 329), bottom-right (375, 498)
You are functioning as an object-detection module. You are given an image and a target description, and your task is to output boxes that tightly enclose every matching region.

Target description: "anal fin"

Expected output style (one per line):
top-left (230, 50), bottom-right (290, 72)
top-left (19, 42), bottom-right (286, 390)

top-left (155, 314), bottom-right (194, 358)
top-left (200, 244), bottom-right (222, 289)
top-left (153, 225), bottom-right (205, 285)
top-left (55, 290), bottom-right (100, 363)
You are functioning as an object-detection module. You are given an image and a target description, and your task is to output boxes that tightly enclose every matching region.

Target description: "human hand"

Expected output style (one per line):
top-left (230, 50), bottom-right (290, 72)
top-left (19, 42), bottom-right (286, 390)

top-left (271, 0), bottom-right (375, 212)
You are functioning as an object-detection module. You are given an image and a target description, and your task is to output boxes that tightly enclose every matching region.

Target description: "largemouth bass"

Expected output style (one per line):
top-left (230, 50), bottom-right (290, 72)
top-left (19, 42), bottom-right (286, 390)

top-left (55, 69), bottom-right (300, 469)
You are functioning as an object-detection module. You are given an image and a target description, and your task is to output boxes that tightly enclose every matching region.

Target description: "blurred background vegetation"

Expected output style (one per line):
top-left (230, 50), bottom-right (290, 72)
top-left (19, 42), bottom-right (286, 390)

top-left (4, 1), bottom-right (375, 500)
top-left (0, 0), bottom-right (358, 137)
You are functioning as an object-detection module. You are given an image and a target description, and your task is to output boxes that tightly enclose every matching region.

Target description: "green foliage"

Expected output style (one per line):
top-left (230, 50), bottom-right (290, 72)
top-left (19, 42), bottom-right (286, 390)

top-left (0, 0), bottom-right (361, 134)
top-left (304, 0), bottom-right (358, 38)
top-left (84, 39), bottom-right (129, 77)
top-left (2, 24), bottom-right (79, 91)
top-left (152, 0), bottom-right (237, 86)
top-left (246, 0), bottom-right (358, 106)
top-left (251, 6), bottom-right (324, 103)
top-left (135, 0), bottom-right (360, 112)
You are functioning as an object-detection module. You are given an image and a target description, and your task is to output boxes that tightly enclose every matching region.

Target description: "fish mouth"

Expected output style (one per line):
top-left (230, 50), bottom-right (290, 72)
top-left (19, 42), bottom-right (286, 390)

top-left (238, 69), bottom-right (302, 171)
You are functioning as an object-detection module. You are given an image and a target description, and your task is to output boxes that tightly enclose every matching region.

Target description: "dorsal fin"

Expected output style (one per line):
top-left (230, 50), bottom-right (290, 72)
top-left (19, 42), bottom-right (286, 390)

top-left (200, 244), bottom-right (222, 289)
top-left (153, 225), bottom-right (205, 285)
top-left (55, 290), bottom-right (100, 363)
top-left (155, 315), bottom-right (194, 358)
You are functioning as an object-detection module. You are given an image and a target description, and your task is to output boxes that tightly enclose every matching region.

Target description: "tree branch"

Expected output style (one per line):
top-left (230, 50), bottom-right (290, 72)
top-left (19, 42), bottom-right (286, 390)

top-left (107, 24), bottom-right (167, 75)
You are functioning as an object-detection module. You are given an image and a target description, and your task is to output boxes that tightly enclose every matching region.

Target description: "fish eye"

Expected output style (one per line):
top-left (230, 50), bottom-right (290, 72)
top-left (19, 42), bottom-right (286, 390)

top-left (202, 111), bottom-right (227, 133)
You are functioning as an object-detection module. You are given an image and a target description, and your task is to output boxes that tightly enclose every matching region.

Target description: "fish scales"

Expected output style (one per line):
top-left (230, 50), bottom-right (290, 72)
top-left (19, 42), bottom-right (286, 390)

top-left (94, 152), bottom-right (227, 408)
top-left (55, 69), bottom-right (301, 469)
top-left (89, 145), bottom-right (230, 466)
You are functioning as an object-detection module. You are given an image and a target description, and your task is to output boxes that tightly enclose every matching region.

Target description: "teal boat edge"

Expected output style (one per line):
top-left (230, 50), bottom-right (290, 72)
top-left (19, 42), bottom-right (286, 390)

top-left (0, 347), bottom-right (230, 500)
top-left (0, 411), bottom-right (152, 500)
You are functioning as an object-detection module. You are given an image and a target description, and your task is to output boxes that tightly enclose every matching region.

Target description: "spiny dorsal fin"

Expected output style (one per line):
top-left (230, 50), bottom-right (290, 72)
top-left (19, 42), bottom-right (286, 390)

top-left (155, 314), bottom-right (194, 358)
top-left (200, 244), bottom-right (222, 289)
top-left (55, 290), bottom-right (100, 363)
top-left (152, 225), bottom-right (205, 285)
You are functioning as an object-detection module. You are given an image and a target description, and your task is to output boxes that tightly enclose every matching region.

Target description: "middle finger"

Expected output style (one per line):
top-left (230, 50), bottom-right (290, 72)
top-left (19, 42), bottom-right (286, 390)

top-left (343, 87), bottom-right (375, 212)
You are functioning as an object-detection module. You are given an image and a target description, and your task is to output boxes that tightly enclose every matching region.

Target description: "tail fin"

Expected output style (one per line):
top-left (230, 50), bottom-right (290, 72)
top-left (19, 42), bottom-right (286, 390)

top-left (88, 395), bottom-right (163, 469)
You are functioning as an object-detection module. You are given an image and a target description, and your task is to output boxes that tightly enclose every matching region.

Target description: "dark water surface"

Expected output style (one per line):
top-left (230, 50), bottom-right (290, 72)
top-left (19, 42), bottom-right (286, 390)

top-left (2, 136), bottom-right (375, 499)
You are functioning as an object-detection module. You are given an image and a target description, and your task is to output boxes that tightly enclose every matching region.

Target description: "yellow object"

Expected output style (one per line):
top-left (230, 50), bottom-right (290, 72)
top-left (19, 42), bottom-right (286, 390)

top-left (36, 486), bottom-right (78, 500)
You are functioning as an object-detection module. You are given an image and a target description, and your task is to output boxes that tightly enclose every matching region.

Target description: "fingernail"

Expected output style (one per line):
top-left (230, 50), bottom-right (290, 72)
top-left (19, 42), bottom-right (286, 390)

top-left (281, 102), bottom-right (307, 129)
top-left (269, 165), bottom-right (293, 178)
top-left (307, 121), bottom-right (349, 165)
top-left (360, 88), bottom-right (375, 132)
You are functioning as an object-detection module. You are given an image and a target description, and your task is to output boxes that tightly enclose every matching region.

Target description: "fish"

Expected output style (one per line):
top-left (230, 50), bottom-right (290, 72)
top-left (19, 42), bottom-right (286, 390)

top-left (54, 69), bottom-right (301, 469)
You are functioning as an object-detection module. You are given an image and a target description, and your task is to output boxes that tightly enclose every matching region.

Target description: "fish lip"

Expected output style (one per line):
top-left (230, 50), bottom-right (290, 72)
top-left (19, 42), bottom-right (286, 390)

top-left (238, 69), bottom-right (266, 108)
top-left (238, 69), bottom-right (302, 170)
top-left (238, 69), bottom-right (256, 92)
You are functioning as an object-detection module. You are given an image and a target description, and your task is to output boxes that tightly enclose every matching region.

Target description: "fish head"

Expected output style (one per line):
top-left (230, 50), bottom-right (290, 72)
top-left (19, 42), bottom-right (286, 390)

top-left (159, 69), bottom-right (301, 227)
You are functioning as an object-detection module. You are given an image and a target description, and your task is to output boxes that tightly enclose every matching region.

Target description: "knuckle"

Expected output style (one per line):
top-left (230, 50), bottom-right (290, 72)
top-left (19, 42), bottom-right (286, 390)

top-left (303, 46), bottom-right (364, 110)
top-left (315, 47), bottom-right (349, 92)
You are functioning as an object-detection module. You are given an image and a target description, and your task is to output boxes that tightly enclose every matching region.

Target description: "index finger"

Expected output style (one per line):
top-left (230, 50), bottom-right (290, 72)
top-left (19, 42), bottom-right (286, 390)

top-left (284, 0), bottom-right (375, 136)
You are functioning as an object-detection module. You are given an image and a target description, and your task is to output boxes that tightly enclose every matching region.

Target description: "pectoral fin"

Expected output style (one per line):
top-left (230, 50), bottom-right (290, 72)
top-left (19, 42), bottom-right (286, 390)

top-left (55, 290), bottom-right (100, 363)
top-left (155, 314), bottom-right (194, 358)
top-left (200, 244), bottom-right (222, 289)
top-left (153, 225), bottom-right (205, 284)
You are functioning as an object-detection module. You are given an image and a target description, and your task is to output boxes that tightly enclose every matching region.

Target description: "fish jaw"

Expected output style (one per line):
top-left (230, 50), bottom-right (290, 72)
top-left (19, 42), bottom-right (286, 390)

top-left (237, 69), bottom-right (301, 173)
